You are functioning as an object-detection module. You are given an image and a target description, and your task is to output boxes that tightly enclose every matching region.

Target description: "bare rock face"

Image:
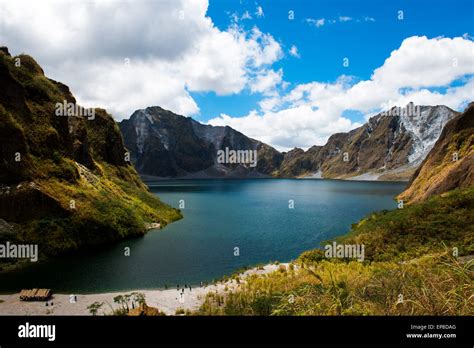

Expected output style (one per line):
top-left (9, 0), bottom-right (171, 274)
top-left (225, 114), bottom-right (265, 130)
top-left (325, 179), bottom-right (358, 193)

top-left (123, 107), bottom-right (216, 177)
top-left (119, 107), bottom-right (283, 178)
top-left (399, 103), bottom-right (474, 203)
top-left (120, 103), bottom-right (458, 181)
top-left (278, 104), bottom-right (459, 180)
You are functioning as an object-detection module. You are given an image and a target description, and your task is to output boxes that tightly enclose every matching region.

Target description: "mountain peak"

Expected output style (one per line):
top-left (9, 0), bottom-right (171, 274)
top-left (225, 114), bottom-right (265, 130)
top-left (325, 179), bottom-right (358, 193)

top-left (399, 103), bottom-right (474, 203)
top-left (119, 103), bottom-right (460, 181)
top-left (119, 107), bottom-right (283, 178)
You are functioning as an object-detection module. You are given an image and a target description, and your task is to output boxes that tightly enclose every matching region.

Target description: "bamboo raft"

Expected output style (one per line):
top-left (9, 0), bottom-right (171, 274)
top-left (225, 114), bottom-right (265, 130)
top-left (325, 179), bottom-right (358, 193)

top-left (19, 288), bottom-right (52, 301)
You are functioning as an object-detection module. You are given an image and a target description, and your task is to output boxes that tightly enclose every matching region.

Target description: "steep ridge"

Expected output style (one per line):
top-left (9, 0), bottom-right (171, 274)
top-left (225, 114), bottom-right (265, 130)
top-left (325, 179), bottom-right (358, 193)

top-left (279, 104), bottom-right (458, 180)
top-left (119, 107), bottom-right (283, 178)
top-left (120, 104), bottom-right (458, 180)
top-left (0, 47), bottom-right (181, 269)
top-left (398, 103), bottom-right (474, 203)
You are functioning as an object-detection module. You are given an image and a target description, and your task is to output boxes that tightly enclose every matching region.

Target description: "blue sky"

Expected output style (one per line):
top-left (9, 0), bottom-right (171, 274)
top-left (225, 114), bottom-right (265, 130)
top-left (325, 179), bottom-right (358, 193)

top-left (193, 0), bottom-right (474, 124)
top-left (2, 0), bottom-right (472, 150)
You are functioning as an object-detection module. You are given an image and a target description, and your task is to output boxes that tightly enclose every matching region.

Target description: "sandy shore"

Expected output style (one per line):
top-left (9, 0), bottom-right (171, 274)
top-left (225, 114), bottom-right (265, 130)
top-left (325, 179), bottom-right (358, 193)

top-left (0, 263), bottom-right (287, 316)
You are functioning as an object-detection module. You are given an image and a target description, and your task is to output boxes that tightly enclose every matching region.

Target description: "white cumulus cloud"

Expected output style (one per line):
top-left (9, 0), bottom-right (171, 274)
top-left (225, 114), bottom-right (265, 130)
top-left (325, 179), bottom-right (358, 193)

top-left (208, 36), bottom-right (474, 151)
top-left (255, 6), bottom-right (264, 18)
top-left (289, 45), bottom-right (300, 58)
top-left (250, 69), bottom-right (283, 95)
top-left (0, 0), bottom-right (283, 119)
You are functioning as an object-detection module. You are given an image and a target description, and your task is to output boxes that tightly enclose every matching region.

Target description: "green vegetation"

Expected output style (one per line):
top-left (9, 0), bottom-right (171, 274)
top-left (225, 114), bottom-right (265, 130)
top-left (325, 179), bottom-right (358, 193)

top-left (14, 166), bottom-right (181, 256)
top-left (108, 292), bottom-right (165, 316)
top-left (0, 49), bottom-right (181, 269)
top-left (175, 308), bottom-right (192, 315)
top-left (338, 187), bottom-right (474, 262)
top-left (399, 105), bottom-right (473, 203)
top-left (87, 301), bottom-right (104, 316)
top-left (112, 292), bottom-right (146, 315)
top-left (197, 188), bottom-right (474, 315)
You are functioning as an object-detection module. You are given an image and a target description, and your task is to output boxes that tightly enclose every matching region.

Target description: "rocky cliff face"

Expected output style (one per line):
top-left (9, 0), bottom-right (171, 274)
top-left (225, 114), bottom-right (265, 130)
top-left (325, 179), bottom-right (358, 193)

top-left (398, 103), bottom-right (474, 203)
top-left (119, 107), bottom-right (283, 178)
top-left (120, 104), bottom-right (458, 181)
top-left (278, 105), bottom-right (458, 180)
top-left (0, 47), bottom-right (181, 268)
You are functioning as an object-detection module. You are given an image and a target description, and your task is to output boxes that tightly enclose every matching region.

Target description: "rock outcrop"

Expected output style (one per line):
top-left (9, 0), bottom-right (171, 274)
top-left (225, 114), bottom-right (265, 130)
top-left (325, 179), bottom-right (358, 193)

top-left (398, 103), bottom-right (474, 203)
top-left (0, 48), bottom-right (181, 267)
top-left (278, 104), bottom-right (458, 180)
top-left (120, 104), bottom-right (458, 181)
top-left (119, 107), bottom-right (283, 178)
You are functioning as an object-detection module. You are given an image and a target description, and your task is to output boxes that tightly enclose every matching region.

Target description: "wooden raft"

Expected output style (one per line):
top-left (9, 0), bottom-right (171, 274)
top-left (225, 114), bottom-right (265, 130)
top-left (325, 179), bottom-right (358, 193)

top-left (19, 288), bottom-right (52, 301)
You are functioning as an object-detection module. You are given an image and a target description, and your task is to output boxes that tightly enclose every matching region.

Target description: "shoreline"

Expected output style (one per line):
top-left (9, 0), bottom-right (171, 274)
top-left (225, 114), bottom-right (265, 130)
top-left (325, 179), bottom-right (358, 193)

top-left (0, 220), bottom-right (165, 276)
top-left (144, 176), bottom-right (409, 184)
top-left (0, 263), bottom-right (289, 316)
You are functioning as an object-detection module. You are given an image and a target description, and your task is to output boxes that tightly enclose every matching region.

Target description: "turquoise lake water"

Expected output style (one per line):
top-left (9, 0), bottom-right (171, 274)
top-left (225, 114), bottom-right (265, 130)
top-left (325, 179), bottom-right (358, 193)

top-left (0, 179), bottom-right (406, 293)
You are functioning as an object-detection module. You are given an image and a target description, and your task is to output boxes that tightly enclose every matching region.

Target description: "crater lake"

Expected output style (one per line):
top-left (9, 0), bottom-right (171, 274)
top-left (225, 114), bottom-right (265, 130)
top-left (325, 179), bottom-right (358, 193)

top-left (0, 179), bottom-right (406, 293)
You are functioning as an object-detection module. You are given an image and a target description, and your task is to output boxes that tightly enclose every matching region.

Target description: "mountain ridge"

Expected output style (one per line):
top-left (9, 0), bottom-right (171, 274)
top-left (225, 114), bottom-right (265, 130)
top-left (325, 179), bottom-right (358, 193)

top-left (0, 47), bottom-right (181, 269)
top-left (398, 102), bottom-right (474, 203)
top-left (120, 106), bottom-right (284, 179)
top-left (120, 104), bottom-right (459, 181)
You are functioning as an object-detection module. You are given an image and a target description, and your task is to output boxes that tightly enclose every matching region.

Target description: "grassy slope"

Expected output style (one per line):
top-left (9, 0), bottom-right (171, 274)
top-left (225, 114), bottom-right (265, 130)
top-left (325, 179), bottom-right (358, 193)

top-left (398, 105), bottom-right (474, 203)
top-left (0, 50), bottom-right (181, 268)
top-left (15, 162), bottom-right (182, 256)
top-left (197, 187), bottom-right (474, 315)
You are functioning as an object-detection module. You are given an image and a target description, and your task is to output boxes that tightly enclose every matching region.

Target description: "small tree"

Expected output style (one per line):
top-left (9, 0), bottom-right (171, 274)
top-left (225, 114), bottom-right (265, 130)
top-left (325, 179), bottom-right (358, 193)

top-left (131, 292), bottom-right (146, 307)
top-left (87, 302), bottom-right (104, 316)
top-left (113, 295), bottom-right (128, 315)
top-left (113, 293), bottom-right (147, 314)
